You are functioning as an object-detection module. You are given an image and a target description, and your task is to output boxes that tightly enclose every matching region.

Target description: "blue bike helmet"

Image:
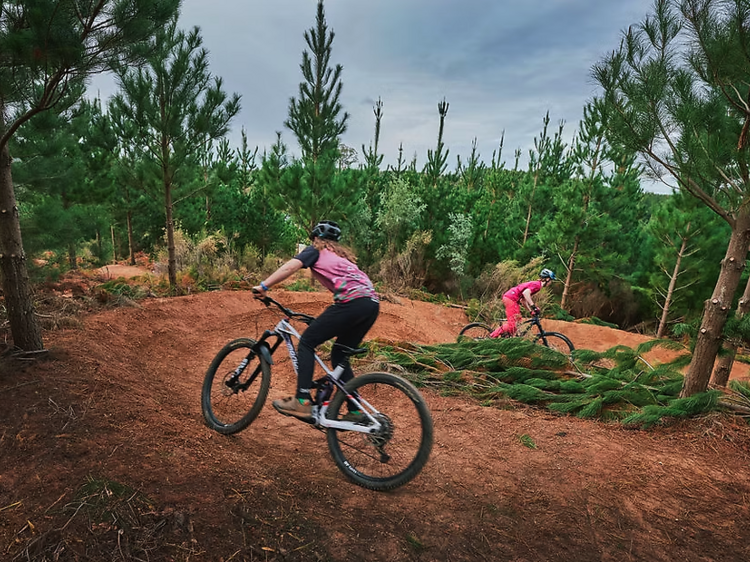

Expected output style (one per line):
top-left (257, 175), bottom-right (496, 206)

top-left (310, 220), bottom-right (341, 242)
top-left (540, 268), bottom-right (556, 280)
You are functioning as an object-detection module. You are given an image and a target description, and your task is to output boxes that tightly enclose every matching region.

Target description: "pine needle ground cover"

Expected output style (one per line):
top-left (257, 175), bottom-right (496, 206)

top-left (362, 337), bottom-right (748, 429)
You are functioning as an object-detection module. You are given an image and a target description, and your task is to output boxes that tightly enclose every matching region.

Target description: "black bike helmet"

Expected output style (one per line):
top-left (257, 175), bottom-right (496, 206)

top-left (310, 220), bottom-right (342, 242)
top-left (540, 268), bottom-right (556, 280)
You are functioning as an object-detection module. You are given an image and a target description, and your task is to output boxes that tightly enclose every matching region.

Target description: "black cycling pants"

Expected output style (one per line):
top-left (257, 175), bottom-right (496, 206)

top-left (296, 297), bottom-right (380, 399)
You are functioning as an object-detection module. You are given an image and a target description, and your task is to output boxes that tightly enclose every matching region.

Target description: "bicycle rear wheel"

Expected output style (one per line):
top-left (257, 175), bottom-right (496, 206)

top-left (534, 332), bottom-right (575, 355)
top-left (201, 338), bottom-right (271, 434)
top-left (458, 322), bottom-right (496, 340)
top-left (326, 372), bottom-right (433, 491)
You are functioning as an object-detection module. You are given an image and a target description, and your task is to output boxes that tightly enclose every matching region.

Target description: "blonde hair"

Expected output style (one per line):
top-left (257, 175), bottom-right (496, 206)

top-left (313, 237), bottom-right (357, 263)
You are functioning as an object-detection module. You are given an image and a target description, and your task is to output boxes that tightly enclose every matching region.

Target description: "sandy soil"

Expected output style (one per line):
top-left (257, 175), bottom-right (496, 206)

top-left (2, 269), bottom-right (750, 561)
top-left (96, 264), bottom-right (155, 279)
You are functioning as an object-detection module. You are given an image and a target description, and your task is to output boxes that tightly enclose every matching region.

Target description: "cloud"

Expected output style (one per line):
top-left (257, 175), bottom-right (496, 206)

top-left (89, 0), bottom-right (668, 192)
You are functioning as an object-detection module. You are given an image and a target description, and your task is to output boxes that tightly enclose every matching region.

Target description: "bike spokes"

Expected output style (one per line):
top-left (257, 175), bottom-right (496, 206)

top-left (458, 323), bottom-right (493, 340)
top-left (327, 373), bottom-right (433, 491)
top-left (202, 339), bottom-right (271, 435)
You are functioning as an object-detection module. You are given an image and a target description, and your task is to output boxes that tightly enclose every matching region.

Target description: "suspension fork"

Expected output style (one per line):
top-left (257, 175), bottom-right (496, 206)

top-left (255, 329), bottom-right (283, 364)
top-left (226, 331), bottom-right (281, 391)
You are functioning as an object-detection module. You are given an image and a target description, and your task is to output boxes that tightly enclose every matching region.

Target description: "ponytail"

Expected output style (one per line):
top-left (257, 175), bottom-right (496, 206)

top-left (314, 238), bottom-right (357, 263)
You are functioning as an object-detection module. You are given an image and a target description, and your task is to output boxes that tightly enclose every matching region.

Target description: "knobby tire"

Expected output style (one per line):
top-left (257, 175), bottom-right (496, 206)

top-left (458, 322), bottom-right (494, 340)
top-left (326, 372), bottom-right (434, 491)
top-left (534, 332), bottom-right (575, 355)
top-left (201, 338), bottom-right (271, 434)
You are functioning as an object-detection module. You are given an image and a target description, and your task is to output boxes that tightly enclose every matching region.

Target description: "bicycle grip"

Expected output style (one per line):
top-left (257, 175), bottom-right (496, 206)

top-left (251, 288), bottom-right (269, 304)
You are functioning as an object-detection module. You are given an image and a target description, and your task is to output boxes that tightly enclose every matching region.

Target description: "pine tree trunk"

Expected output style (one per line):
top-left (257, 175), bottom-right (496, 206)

top-left (522, 171), bottom-right (539, 245)
top-left (67, 242), bottom-right (77, 270)
top-left (711, 276), bottom-right (750, 387)
top-left (0, 141), bottom-right (44, 352)
top-left (127, 211), bottom-right (136, 266)
top-left (111, 225), bottom-right (117, 263)
top-left (483, 196), bottom-right (496, 240)
top-left (165, 181), bottom-right (177, 290)
top-left (681, 212), bottom-right (750, 397)
top-left (711, 344), bottom-right (737, 388)
top-left (96, 229), bottom-right (102, 261)
top-left (561, 237), bottom-right (579, 311)
top-left (656, 235), bottom-right (687, 339)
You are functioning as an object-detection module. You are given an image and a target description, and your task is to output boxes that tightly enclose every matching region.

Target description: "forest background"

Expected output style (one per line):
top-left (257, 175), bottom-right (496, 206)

top-left (2, 0), bottom-right (750, 399)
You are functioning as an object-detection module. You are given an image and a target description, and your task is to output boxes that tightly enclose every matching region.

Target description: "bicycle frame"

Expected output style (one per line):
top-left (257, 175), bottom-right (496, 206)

top-left (252, 302), bottom-right (383, 435)
top-left (518, 315), bottom-right (543, 337)
top-left (514, 315), bottom-right (574, 352)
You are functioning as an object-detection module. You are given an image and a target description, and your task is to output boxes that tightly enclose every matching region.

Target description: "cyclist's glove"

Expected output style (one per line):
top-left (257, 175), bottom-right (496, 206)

top-left (531, 306), bottom-right (540, 316)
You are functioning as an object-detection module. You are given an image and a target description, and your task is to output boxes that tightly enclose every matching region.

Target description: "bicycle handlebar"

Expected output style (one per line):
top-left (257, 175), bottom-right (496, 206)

top-left (527, 314), bottom-right (543, 326)
top-left (252, 289), bottom-right (316, 325)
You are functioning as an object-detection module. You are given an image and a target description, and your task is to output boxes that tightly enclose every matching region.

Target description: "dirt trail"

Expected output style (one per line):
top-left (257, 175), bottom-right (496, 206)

top-left (2, 287), bottom-right (750, 561)
top-left (96, 264), bottom-right (155, 279)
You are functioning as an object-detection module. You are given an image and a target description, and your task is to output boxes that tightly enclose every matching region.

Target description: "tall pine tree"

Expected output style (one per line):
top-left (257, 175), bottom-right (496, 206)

top-left (594, 0), bottom-right (750, 396)
top-left (12, 96), bottom-right (110, 270)
top-left (266, 0), bottom-right (360, 234)
top-left (108, 17), bottom-right (241, 290)
top-left (0, 0), bottom-right (178, 351)
top-left (537, 100), bottom-right (611, 311)
top-left (647, 191), bottom-right (724, 338)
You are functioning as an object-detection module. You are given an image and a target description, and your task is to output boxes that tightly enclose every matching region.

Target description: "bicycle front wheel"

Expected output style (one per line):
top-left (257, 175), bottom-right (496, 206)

top-left (326, 372), bottom-right (434, 491)
top-left (534, 332), bottom-right (575, 355)
top-left (458, 322), bottom-right (496, 340)
top-left (201, 338), bottom-right (271, 435)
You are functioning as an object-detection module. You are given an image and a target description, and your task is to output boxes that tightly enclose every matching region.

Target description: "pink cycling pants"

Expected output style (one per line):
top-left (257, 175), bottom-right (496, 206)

top-left (490, 297), bottom-right (522, 338)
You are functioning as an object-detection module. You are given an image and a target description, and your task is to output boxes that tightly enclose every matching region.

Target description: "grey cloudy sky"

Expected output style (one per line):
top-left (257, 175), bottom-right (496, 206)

top-left (91, 0), bottom-right (663, 189)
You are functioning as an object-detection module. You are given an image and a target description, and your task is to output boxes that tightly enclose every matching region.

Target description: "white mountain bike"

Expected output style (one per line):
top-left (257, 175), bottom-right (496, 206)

top-left (201, 293), bottom-right (434, 491)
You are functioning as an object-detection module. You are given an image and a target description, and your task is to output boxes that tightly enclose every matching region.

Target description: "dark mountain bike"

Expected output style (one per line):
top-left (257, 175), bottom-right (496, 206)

top-left (459, 314), bottom-right (574, 355)
top-left (201, 293), bottom-right (434, 492)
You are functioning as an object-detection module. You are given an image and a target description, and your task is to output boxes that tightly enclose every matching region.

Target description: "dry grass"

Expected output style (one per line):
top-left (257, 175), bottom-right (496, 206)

top-left (11, 477), bottom-right (199, 562)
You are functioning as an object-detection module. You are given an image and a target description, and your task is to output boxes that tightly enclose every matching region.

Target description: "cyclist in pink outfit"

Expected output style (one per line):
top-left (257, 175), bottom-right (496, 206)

top-left (490, 269), bottom-right (556, 338)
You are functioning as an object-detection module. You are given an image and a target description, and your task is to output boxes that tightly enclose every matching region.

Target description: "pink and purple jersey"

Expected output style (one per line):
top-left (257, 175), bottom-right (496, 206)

top-left (503, 280), bottom-right (543, 303)
top-left (295, 246), bottom-right (379, 303)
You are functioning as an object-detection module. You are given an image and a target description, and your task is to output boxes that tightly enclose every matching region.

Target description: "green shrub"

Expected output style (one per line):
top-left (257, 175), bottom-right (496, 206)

top-left (285, 278), bottom-right (317, 292)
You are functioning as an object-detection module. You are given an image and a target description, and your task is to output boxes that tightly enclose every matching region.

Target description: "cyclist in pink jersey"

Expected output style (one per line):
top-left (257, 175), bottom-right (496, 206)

top-left (253, 220), bottom-right (380, 421)
top-left (489, 268), bottom-right (556, 338)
